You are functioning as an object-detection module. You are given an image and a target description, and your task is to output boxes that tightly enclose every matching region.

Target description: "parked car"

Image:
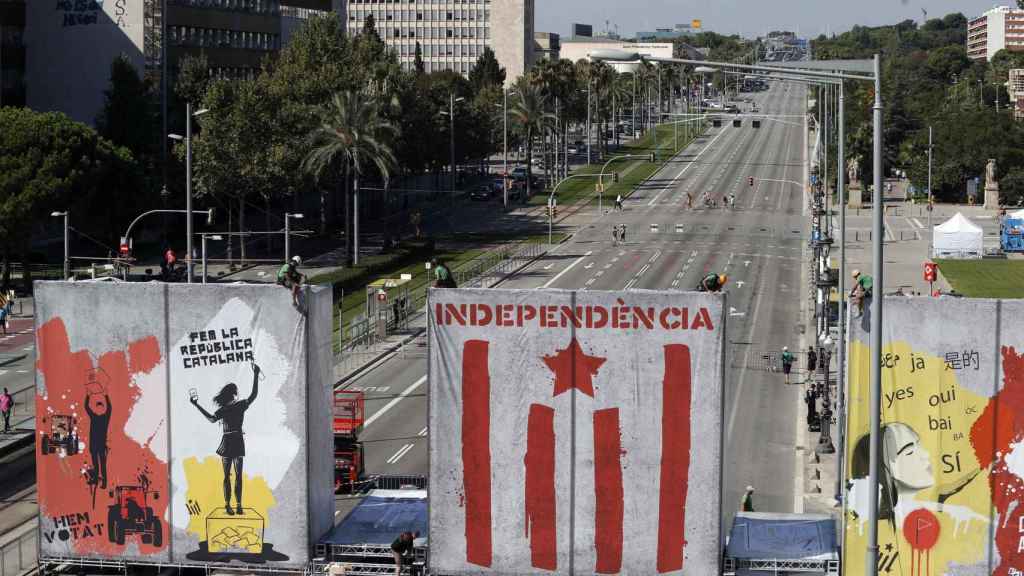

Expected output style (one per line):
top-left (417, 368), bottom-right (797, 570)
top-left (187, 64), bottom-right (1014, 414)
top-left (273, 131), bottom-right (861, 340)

top-left (470, 185), bottom-right (491, 201)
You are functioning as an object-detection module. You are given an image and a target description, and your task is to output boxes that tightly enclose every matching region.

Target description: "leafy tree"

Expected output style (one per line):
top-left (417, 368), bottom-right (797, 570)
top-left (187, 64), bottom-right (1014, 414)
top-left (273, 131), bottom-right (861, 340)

top-left (95, 55), bottom-right (157, 171)
top-left (302, 90), bottom-right (398, 265)
top-left (414, 42), bottom-right (425, 74)
top-left (510, 84), bottom-right (552, 198)
top-left (0, 107), bottom-right (138, 289)
top-left (175, 52), bottom-right (211, 107)
top-left (469, 47), bottom-right (505, 91)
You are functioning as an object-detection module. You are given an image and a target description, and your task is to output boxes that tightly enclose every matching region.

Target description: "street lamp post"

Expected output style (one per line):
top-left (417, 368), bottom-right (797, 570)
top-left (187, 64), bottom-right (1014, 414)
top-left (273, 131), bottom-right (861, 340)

top-left (168, 103), bottom-right (209, 283)
top-left (586, 81), bottom-right (593, 165)
top-left (927, 125), bottom-right (933, 258)
top-left (867, 53), bottom-right (885, 574)
top-left (817, 335), bottom-right (836, 455)
top-left (284, 213), bottom-right (304, 262)
top-left (51, 211), bottom-right (69, 280)
top-left (443, 94), bottom-right (465, 194)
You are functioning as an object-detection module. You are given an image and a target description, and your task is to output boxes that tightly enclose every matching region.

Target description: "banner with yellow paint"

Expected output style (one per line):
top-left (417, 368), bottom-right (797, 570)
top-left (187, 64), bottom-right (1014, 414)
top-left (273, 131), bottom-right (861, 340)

top-left (844, 297), bottom-right (1024, 575)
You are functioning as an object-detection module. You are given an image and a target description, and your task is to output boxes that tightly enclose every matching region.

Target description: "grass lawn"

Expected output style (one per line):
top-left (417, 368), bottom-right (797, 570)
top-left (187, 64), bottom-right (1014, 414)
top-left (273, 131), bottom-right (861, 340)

top-left (935, 259), bottom-right (1024, 298)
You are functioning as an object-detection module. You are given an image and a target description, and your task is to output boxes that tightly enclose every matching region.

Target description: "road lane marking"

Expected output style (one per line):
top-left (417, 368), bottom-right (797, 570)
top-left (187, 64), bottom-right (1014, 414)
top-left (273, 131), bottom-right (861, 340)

top-left (387, 443), bottom-right (415, 464)
top-left (541, 250), bottom-right (592, 289)
top-left (363, 375), bottom-right (427, 429)
top-left (647, 127), bottom-right (731, 206)
top-left (418, 427), bottom-right (428, 437)
top-left (912, 217), bottom-right (925, 229)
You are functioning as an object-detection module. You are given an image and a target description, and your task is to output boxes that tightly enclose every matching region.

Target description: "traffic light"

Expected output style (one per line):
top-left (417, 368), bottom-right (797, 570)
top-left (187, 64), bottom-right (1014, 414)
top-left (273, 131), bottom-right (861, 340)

top-left (648, 153), bottom-right (656, 163)
top-left (613, 172), bottom-right (619, 183)
top-left (748, 177), bottom-right (754, 187)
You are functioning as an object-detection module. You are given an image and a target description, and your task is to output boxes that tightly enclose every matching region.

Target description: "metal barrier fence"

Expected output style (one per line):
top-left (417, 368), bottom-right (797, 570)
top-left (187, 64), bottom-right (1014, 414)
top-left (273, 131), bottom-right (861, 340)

top-left (0, 526), bottom-right (37, 576)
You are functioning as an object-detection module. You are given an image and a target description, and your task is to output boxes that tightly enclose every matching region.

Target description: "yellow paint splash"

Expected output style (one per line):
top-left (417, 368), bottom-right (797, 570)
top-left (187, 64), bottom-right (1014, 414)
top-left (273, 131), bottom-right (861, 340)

top-left (182, 456), bottom-right (277, 542)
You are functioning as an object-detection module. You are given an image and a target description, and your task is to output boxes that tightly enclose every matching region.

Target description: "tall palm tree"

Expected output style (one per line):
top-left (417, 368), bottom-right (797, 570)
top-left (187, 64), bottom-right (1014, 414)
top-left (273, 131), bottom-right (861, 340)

top-left (511, 84), bottom-right (552, 199)
top-left (302, 90), bottom-right (398, 265)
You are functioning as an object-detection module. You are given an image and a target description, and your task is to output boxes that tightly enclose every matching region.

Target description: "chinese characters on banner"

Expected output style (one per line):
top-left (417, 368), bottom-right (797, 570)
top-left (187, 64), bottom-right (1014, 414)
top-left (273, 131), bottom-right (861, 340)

top-left (844, 298), bottom-right (1024, 575)
top-left (428, 289), bottom-right (725, 575)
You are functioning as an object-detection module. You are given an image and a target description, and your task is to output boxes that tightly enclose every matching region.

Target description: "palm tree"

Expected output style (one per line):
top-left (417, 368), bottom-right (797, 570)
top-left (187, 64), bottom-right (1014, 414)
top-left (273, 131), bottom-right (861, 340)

top-left (302, 90), bottom-right (398, 265)
top-left (511, 84), bottom-right (552, 199)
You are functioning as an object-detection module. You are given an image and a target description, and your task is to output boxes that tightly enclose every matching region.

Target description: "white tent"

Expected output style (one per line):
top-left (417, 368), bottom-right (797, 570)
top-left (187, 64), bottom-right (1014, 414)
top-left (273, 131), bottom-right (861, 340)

top-left (933, 212), bottom-right (983, 259)
top-left (1008, 208), bottom-right (1024, 220)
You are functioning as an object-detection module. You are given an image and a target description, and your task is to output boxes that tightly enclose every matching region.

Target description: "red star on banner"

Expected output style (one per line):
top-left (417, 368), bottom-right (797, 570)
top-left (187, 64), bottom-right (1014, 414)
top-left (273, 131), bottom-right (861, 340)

top-left (543, 337), bottom-right (606, 397)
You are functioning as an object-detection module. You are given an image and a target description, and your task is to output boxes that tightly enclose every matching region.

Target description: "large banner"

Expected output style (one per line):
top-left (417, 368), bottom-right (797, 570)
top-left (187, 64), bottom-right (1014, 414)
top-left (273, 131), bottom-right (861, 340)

top-left (428, 288), bottom-right (725, 575)
top-left (167, 285), bottom-right (309, 567)
top-left (35, 283), bottom-right (170, 561)
top-left (844, 297), bottom-right (1024, 575)
top-left (35, 283), bottom-right (331, 568)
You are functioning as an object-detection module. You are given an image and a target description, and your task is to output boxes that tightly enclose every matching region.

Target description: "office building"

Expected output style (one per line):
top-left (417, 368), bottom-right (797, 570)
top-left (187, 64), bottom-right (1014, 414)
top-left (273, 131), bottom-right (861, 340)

top-left (1009, 68), bottom-right (1024, 120)
top-left (968, 5), bottom-right (1024, 61)
top-left (22, 0), bottom-right (338, 124)
top-left (343, 0), bottom-right (534, 83)
top-left (534, 31), bottom-right (559, 61)
top-left (635, 21), bottom-right (702, 41)
top-left (0, 0), bottom-right (25, 106)
top-left (559, 38), bottom-right (672, 72)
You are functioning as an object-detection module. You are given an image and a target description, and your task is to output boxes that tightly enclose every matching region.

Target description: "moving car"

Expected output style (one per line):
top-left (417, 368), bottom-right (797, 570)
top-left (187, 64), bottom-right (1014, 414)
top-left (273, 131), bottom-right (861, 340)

top-left (470, 185), bottom-right (491, 201)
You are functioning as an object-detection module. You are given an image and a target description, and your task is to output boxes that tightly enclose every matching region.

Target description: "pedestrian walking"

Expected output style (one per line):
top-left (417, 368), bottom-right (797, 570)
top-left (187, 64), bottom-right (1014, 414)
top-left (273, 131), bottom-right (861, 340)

top-left (686, 192), bottom-right (693, 210)
top-left (0, 291), bottom-right (8, 335)
top-left (0, 388), bottom-right (12, 433)
top-left (804, 387), bottom-right (819, 426)
top-left (612, 225), bottom-right (619, 246)
top-left (807, 347), bottom-right (818, 375)
top-left (615, 194), bottom-right (623, 211)
top-left (6, 290), bottom-right (14, 318)
top-left (781, 346), bottom-right (795, 385)
top-left (741, 486), bottom-right (755, 512)
top-left (619, 224), bottom-right (627, 243)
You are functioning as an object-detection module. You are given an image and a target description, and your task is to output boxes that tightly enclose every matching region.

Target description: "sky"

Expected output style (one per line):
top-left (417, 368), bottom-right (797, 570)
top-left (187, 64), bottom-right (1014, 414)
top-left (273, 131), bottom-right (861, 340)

top-left (537, 0), bottom-right (1003, 40)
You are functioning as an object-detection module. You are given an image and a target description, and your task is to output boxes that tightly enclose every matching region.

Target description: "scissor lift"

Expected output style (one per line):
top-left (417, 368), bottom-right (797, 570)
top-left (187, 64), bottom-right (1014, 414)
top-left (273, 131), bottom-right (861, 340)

top-left (334, 390), bottom-right (365, 494)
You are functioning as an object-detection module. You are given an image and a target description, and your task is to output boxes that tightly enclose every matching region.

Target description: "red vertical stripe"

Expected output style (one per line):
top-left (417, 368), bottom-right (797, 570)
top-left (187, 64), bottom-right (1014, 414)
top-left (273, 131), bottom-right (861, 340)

top-left (594, 408), bottom-right (624, 574)
top-left (657, 344), bottom-right (692, 573)
top-left (525, 403), bottom-right (557, 571)
top-left (462, 340), bottom-right (492, 567)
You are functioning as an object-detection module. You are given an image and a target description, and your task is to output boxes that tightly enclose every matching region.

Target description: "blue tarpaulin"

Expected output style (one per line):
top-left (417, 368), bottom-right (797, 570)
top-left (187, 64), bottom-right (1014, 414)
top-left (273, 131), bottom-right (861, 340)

top-left (321, 490), bottom-right (428, 545)
top-left (726, 512), bottom-right (838, 560)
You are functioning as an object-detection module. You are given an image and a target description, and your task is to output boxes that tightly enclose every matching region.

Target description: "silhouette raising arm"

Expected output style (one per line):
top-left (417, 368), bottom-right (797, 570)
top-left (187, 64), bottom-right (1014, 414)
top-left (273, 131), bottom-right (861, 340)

top-left (190, 397), bottom-right (218, 423)
top-left (247, 364), bottom-right (260, 405)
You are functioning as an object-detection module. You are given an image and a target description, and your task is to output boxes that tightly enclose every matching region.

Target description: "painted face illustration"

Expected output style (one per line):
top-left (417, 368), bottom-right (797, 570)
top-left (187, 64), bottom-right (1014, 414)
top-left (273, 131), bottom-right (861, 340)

top-left (885, 423), bottom-right (934, 491)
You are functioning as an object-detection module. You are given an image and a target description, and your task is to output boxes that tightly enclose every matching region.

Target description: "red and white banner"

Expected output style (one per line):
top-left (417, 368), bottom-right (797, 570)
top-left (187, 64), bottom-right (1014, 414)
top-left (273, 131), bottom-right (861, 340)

top-left (428, 288), bottom-right (724, 575)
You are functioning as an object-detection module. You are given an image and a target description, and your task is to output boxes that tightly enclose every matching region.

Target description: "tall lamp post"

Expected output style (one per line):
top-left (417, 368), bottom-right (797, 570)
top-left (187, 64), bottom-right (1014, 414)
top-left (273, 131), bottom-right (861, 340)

top-left (51, 211), bottom-right (69, 280)
top-left (817, 335), bottom-right (836, 455)
top-left (499, 89), bottom-right (517, 209)
top-left (284, 213), bottom-right (304, 262)
top-left (168, 103), bottom-right (209, 283)
top-left (441, 95), bottom-right (465, 194)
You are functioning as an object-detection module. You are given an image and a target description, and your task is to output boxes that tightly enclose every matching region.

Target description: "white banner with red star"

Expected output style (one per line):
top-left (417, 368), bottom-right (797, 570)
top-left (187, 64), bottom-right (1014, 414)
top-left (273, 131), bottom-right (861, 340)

top-left (427, 288), bottom-right (725, 575)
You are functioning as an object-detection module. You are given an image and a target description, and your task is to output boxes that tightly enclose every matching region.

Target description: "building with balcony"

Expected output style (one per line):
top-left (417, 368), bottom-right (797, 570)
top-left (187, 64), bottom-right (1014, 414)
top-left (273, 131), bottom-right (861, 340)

top-left (967, 5), bottom-right (1024, 61)
top-left (343, 0), bottom-right (534, 83)
top-left (21, 0), bottom-right (338, 124)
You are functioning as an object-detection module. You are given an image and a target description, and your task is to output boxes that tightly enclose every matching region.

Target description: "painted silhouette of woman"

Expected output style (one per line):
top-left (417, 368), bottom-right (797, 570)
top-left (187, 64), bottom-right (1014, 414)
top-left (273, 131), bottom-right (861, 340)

top-left (190, 363), bottom-right (260, 515)
top-left (84, 393), bottom-right (112, 489)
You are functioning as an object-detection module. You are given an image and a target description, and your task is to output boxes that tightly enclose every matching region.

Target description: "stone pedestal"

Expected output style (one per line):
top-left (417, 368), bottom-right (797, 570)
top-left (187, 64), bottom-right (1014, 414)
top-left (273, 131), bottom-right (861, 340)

top-left (848, 184), bottom-right (863, 208)
top-left (985, 184), bottom-right (1001, 210)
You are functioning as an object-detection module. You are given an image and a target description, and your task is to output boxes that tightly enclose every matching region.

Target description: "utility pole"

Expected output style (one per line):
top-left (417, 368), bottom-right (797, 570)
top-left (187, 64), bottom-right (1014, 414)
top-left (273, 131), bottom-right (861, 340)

top-left (449, 92), bottom-right (456, 193)
top-left (503, 88), bottom-right (509, 208)
top-left (927, 125), bottom-right (933, 257)
top-left (835, 82), bottom-right (847, 504)
top-left (586, 81), bottom-right (592, 165)
top-left (186, 101), bottom-right (193, 283)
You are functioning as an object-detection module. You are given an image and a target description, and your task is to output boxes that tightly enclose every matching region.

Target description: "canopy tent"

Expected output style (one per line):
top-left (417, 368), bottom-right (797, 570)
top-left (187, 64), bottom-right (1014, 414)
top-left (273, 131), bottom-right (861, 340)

top-left (1009, 208), bottom-right (1024, 220)
top-left (933, 212), bottom-right (983, 259)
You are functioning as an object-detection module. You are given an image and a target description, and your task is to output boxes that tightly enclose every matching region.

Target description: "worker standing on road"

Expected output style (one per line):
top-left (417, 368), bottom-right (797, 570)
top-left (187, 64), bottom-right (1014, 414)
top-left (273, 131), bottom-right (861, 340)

top-left (781, 346), bottom-right (795, 385)
top-left (391, 531), bottom-right (419, 576)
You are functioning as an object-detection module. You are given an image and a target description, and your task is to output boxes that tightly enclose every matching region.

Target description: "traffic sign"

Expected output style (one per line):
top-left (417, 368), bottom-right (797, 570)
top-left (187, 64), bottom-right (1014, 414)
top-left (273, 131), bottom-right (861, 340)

top-left (924, 262), bottom-right (937, 283)
top-left (119, 236), bottom-right (129, 257)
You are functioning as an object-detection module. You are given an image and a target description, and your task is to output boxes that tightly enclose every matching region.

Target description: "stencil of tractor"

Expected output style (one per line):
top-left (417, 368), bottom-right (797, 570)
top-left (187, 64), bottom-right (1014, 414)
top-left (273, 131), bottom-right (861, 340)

top-left (40, 414), bottom-right (79, 456)
top-left (107, 485), bottom-right (162, 547)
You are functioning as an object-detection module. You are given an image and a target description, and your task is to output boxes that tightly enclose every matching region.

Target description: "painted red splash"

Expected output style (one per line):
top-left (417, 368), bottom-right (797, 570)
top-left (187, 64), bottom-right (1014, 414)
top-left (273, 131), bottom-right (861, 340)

top-left (525, 403), bottom-right (557, 571)
top-left (35, 317), bottom-right (167, 556)
top-left (970, 345), bottom-right (1024, 575)
top-left (542, 336), bottom-right (606, 398)
top-left (593, 408), bottom-right (624, 574)
top-left (657, 344), bottom-right (692, 573)
top-left (461, 339), bottom-right (493, 567)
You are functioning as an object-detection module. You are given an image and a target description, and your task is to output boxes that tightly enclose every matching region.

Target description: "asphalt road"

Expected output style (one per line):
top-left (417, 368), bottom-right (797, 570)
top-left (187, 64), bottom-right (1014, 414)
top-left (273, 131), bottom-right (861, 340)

top-left (342, 82), bottom-right (810, 531)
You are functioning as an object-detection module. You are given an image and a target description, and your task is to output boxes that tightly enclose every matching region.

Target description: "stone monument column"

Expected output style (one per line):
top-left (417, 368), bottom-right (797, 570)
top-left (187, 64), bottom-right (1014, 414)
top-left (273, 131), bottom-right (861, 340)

top-left (847, 157), bottom-right (863, 208)
top-left (984, 158), bottom-right (1001, 210)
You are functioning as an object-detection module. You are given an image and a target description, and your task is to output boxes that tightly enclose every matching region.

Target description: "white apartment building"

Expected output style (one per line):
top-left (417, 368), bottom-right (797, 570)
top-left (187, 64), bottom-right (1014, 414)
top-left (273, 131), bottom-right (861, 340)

top-left (344, 0), bottom-right (533, 82)
top-left (967, 5), bottom-right (1024, 61)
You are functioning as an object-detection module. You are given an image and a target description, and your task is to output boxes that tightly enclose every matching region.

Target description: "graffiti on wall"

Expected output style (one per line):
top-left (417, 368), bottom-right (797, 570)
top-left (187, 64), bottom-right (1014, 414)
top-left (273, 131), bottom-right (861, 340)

top-left (170, 298), bottom-right (301, 565)
top-left (36, 317), bottom-right (168, 556)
